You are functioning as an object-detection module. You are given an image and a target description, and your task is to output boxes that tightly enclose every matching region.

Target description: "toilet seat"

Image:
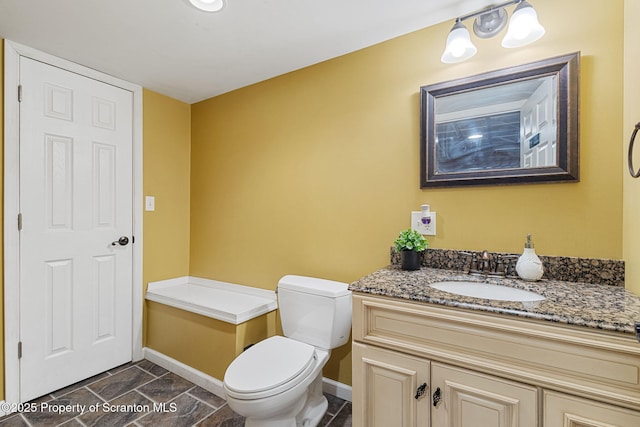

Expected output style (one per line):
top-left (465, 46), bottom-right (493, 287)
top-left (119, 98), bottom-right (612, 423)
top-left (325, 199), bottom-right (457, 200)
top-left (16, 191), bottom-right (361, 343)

top-left (224, 336), bottom-right (317, 400)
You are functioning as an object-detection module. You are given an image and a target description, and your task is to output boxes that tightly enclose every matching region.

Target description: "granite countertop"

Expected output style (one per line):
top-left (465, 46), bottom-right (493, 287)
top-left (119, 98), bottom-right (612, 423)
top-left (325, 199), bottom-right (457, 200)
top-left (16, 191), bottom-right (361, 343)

top-left (349, 266), bottom-right (640, 336)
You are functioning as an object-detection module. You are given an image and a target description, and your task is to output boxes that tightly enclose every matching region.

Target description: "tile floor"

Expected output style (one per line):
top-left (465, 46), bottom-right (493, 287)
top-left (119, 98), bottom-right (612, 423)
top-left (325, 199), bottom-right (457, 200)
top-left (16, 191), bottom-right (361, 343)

top-left (0, 360), bottom-right (352, 427)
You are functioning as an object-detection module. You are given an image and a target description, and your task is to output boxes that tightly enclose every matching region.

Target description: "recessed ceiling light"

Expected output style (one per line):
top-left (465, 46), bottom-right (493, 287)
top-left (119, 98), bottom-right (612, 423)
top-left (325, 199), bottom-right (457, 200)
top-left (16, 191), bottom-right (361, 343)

top-left (188, 0), bottom-right (224, 12)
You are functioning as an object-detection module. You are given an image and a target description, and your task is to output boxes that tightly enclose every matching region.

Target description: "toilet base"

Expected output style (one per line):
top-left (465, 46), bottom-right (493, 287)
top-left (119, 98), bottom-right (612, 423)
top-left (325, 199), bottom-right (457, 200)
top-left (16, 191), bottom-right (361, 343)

top-left (296, 374), bottom-right (327, 427)
top-left (242, 373), bottom-right (328, 427)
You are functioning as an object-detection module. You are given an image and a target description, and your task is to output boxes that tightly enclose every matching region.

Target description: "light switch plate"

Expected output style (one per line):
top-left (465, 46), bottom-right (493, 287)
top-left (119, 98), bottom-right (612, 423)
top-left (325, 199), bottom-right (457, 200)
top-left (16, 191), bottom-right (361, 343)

top-left (411, 211), bottom-right (436, 236)
top-left (145, 196), bottom-right (155, 211)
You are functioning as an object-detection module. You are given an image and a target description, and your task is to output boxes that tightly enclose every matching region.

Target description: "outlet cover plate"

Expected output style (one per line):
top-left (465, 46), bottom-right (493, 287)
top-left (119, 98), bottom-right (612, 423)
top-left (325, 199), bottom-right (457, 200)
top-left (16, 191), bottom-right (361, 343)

top-left (411, 211), bottom-right (436, 236)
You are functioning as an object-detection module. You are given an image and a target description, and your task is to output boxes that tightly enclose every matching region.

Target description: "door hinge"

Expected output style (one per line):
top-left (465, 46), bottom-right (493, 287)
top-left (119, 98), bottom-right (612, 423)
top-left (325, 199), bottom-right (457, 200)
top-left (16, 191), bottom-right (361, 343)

top-left (18, 84), bottom-right (22, 102)
top-left (18, 213), bottom-right (22, 231)
top-left (132, 235), bottom-right (135, 244)
top-left (18, 341), bottom-right (22, 359)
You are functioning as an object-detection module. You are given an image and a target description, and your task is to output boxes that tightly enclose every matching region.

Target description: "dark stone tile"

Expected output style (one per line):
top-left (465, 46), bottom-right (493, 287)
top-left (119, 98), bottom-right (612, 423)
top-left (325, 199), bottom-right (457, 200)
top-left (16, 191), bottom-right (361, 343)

top-left (320, 412), bottom-right (334, 426)
top-left (51, 372), bottom-right (110, 398)
top-left (0, 414), bottom-right (29, 427)
top-left (135, 360), bottom-right (168, 377)
top-left (89, 367), bottom-right (154, 401)
top-left (78, 390), bottom-right (153, 426)
top-left (324, 393), bottom-right (346, 416)
top-left (136, 372), bottom-right (195, 404)
top-left (328, 402), bottom-right (352, 427)
top-left (22, 388), bottom-right (103, 427)
top-left (196, 404), bottom-right (245, 427)
top-left (188, 387), bottom-right (226, 409)
top-left (108, 362), bottom-right (135, 375)
top-left (136, 393), bottom-right (214, 426)
top-left (57, 419), bottom-right (83, 426)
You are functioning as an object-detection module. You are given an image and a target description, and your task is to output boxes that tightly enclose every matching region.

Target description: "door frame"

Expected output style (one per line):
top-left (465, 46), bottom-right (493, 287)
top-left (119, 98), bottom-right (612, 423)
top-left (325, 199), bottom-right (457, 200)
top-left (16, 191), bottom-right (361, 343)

top-left (3, 40), bottom-right (144, 404)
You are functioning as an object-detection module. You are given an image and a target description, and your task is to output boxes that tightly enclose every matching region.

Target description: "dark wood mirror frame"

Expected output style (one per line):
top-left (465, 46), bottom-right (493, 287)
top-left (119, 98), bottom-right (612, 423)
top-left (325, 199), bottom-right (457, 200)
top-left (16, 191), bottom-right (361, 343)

top-left (420, 52), bottom-right (579, 188)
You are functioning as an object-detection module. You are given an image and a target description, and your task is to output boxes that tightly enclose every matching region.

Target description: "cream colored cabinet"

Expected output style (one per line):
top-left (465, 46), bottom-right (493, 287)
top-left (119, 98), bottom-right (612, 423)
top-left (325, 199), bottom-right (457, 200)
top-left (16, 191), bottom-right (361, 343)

top-left (353, 342), bottom-right (430, 427)
top-left (352, 343), bottom-right (537, 427)
top-left (351, 293), bottom-right (640, 427)
top-left (431, 363), bottom-right (537, 427)
top-left (543, 391), bottom-right (640, 427)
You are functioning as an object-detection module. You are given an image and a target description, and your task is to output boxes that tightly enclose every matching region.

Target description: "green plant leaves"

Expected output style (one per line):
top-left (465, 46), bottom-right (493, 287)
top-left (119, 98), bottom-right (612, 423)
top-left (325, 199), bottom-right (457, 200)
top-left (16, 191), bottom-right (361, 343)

top-left (394, 228), bottom-right (428, 252)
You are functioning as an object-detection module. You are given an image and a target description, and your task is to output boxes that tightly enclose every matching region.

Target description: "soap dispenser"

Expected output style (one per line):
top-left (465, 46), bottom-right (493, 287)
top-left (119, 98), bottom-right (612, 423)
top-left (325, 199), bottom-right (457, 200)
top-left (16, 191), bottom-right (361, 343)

top-left (515, 234), bottom-right (544, 281)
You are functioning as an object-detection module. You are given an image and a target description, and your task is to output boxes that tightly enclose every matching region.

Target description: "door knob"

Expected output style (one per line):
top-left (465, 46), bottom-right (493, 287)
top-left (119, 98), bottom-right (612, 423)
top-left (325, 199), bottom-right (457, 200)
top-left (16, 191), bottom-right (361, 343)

top-left (112, 236), bottom-right (130, 246)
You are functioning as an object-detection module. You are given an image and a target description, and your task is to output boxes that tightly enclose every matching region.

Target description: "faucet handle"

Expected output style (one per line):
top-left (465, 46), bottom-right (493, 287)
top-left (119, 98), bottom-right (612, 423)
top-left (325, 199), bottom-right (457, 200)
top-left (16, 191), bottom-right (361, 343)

top-left (494, 255), bottom-right (505, 275)
top-left (459, 251), bottom-right (477, 274)
top-left (501, 255), bottom-right (520, 277)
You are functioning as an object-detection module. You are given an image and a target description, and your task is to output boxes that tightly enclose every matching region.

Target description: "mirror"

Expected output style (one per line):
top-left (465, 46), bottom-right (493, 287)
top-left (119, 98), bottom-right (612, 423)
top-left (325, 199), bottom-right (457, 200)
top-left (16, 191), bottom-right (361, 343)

top-left (420, 52), bottom-right (579, 187)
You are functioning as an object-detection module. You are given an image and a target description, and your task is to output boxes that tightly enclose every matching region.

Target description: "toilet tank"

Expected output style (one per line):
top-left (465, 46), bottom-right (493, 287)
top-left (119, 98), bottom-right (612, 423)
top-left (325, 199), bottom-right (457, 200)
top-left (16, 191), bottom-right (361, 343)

top-left (277, 275), bottom-right (352, 350)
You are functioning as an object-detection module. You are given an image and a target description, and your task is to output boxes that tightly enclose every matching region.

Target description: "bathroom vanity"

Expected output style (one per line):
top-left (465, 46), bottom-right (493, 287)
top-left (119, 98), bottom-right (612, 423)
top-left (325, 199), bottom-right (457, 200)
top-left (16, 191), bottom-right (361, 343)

top-left (349, 266), bottom-right (640, 427)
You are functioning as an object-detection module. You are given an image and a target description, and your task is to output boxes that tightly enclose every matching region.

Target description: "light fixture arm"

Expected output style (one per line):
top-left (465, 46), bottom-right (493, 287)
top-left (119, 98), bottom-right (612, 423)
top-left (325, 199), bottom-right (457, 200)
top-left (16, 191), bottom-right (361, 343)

top-left (457, 0), bottom-right (521, 23)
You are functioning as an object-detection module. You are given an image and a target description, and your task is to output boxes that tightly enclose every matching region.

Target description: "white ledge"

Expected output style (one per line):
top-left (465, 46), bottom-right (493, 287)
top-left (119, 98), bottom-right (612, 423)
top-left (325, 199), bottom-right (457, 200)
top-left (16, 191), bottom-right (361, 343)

top-left (145, 276), bottom-right (277, 325)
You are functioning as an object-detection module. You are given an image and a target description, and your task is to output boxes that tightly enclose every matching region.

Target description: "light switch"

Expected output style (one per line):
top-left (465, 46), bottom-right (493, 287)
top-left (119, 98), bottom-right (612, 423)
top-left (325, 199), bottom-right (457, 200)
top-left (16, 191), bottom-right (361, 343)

top-left (145, 196), bottom-right (155, 211)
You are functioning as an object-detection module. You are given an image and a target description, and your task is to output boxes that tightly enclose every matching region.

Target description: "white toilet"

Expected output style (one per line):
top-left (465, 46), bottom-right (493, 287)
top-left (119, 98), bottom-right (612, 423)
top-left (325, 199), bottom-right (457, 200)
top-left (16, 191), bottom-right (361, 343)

top-left (223, 275), bottom-right (352, 427)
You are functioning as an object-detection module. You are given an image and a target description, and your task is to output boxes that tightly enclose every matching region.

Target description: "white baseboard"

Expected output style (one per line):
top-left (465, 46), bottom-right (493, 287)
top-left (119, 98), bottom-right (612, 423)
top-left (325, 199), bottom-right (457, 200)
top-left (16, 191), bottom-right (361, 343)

top-left (322, 377), bottom-right (352, 402)
top-left (142, 347), bottom-right (352, 402)
top-left (143, 347), bottom-right (226, 398)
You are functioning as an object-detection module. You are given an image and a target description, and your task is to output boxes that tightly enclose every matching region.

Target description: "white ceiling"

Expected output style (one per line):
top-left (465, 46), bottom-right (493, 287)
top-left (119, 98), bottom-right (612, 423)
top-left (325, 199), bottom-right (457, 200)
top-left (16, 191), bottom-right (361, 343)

top-left (0, 0), bottom-right (496, 104)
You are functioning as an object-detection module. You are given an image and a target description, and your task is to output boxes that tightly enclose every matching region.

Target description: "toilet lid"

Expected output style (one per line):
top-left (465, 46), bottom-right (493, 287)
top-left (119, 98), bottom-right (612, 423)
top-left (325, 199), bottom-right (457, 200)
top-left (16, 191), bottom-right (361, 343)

top-left (224, 336), bottom-right (316, 396)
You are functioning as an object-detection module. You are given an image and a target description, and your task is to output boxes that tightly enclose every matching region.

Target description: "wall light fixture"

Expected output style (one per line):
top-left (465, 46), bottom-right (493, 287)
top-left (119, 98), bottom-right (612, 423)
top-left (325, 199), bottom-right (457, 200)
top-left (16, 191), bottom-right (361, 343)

top-left (441, 0), bottom-right (545, 64)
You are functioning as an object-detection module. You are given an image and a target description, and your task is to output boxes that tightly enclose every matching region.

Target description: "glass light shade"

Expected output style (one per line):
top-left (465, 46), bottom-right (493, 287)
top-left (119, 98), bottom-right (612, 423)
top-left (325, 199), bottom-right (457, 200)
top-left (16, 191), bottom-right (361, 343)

top-left (501, 1), bottom-right (545, 48)
top-left (441, 22), bottom-right (477, 63)
top-left (188, 0), bottom-right (224, 12)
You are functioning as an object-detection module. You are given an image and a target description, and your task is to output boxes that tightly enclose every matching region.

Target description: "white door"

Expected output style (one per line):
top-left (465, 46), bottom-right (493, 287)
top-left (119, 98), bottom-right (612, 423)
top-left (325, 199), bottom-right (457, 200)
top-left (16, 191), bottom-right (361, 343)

top-left (18, 56), bottom-right (134, 401)
top-left (520, 76), bottom-right (557, 168)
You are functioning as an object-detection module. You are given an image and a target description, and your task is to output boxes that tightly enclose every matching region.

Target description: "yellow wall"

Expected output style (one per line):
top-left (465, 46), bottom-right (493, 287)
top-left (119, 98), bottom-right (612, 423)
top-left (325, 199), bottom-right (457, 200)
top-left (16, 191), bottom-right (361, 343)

top-left (147, 302), bottom-right (276, 379)
top-left (141, 89), bottom-right (192, 347)
top-left (0, 0), bottom-right (631, 398)
top-left (142, 89), bottom-right (191, 285)
top-left (623, 0), bottom-right (640, 295)
top-left (189, 0), bottom-right (624, 386)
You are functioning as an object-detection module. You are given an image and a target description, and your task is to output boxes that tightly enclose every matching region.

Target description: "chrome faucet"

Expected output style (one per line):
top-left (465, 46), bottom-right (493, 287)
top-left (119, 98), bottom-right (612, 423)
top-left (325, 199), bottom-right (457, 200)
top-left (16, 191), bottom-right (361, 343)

top-left (479, 250), bottom-right (492, 273)
top-left (467, 250), bottom-right (509, 277)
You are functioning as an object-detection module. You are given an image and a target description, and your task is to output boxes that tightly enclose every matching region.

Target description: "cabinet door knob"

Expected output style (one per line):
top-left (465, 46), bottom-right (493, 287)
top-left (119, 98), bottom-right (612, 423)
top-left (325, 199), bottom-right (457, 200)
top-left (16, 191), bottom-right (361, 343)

top-left (414, 382), bottom-right (428, 400)
top-left (433, 387), bottom-right (442, 407)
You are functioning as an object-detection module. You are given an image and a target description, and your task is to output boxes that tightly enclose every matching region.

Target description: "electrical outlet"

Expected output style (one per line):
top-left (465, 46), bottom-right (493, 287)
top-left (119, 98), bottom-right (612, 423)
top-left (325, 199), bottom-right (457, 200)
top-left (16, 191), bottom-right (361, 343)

top-left (411, 211), bottom-right (436, 236)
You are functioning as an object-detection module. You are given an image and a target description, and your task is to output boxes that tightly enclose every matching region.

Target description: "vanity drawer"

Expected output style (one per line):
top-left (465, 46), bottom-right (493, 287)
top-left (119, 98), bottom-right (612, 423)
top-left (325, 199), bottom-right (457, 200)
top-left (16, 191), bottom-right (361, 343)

top-left (352, 293), bottom-right (640, 411)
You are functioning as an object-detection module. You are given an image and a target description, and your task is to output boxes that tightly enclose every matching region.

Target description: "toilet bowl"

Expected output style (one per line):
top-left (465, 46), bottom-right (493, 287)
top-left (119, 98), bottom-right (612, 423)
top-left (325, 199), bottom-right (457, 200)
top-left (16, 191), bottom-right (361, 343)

top-left (224, 336), bottom-right (329, 427)
top-left (223, 275), bottom-right (352, 427)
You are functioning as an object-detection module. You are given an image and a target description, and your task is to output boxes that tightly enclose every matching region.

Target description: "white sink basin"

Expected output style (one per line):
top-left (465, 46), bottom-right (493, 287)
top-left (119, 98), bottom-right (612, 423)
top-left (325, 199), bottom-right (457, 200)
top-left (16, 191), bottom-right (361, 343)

top-left (429, 281), bottom-right (545, 302)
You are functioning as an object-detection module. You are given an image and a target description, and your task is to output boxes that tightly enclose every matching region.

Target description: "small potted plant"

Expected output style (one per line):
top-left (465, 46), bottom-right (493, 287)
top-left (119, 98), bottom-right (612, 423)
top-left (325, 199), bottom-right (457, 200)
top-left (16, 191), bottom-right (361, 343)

top-left (394, 229), bottom-right (428, 271)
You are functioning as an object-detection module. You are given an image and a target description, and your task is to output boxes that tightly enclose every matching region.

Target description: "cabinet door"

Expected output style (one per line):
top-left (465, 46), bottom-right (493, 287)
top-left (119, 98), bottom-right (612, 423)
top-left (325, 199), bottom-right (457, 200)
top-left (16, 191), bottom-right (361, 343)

top-left (544, 390), bottom-right (640, 427)
top-left (352, 342), bottom-right (430, 427)
top-left (431, 362), bottom-right (538, 427)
